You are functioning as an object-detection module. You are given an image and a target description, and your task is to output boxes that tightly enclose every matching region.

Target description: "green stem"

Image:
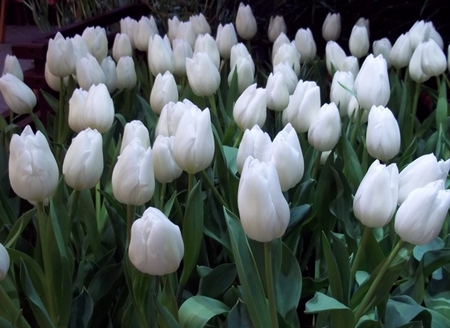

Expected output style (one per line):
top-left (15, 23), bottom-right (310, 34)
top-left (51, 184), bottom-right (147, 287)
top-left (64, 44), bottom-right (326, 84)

top-left (68, 190), bottom-right (80, 226)
top-left (410, 82), bottom-right (420, 143)
top-left (0, 285), bottom-right (32, 328)
top-left (264, 242), bottom-right (279, 328)
top-left (200, 170), bottom-right (227, 208)
top-left (311, 149), bottom-right (322, 180)
top-left (354, 239), bottom-right (406, 322)
top-left (233, 129), bottom-right (244, 148)
top-left (160, 183), bottom-right (166, 210)
top-left (208, 94), bottom-right (224, 138)
top-left (188, 173), bottom-right (195, 196)
top-left (350, 226), bottom-right (372, 280)
top-left (126, 204), bottom-right (136, 246)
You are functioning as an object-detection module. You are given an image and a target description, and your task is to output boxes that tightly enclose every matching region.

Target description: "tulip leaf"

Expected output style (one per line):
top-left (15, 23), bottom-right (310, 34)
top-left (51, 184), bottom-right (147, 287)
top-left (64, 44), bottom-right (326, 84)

top-left (0, 186), bottom-right (17, 226)
top-left (69, 288), bottom-right (94, 328)
top-left (4, 208), bottom-right (35, 248)
top-left (435, 78), bottom-right (447, 130)
top-left (179, 295), bottom-right (230, 328)
top-left (40, 89), bottom-right (59, 113)
top-left (78, 189), bottom-right (102, 260)
top-left (305, 292), bottom-right (355, 328)
top-left (223, 300), bottom-right (253, 328)
top-left (321, 232), bottom-right (344, 304)
top-left (87, 263), bottom-right (122, 303)
top-left (385, 296), bottom-right (433, 328)
top-left (339, 135), bottom-right (363, 189)
top-left (224, 208), bottom-right (271, 328)
top-left (153, 294), bottom-right (182, 328)
top-left (198, 263), bottom-right (237, 298)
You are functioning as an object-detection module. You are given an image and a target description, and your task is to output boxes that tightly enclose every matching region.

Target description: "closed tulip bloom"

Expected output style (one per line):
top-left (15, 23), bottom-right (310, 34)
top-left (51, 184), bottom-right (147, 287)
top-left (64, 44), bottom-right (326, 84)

top-left (101, 56), bottom-right (117, 93)
top-left (112, 33), bottom-right (133, 63)
top-left (395, 180), bottom-right (450, 245)
top-left (155, 101), bottom-right (186, 137)
top-left (46, 32), bottom-right (76, 77)
top-left (150, 72), bottom-right (178, 115)
top-left (373, 38), bottom-right (392, 68)
top-left (168, 16), bottom-right (180, 43)
top-left (354, 54), bottom-right (390, 110)
top-left (341, 56), bottom-right (359, 78)
top-left (236, 3), bottom-right (257, 40)
top-left (0, 243), bottom-right (9, 281)
top-left (0, 74), bottom-right (37, 115)
top-left (176, 21), bottom-right (196, 49)
top-left (148, 34), bottom-right (175, 76)
top-left (82, 26), bottom-right (108, 63)
top-left (71, 35), bottom-right (90, 64)
top-left (120, 17), bottom-right (139, 48)
top-left (68, 88), bottom-right (88, 132)
top-left (282, 80), bottom-right (321, 133)
top-left (273, 62), bottom-right (298, 95)
top-left (322, 13), bottom-right (341, 41)
top-left (273, 42), bottom-right (301, 76)
top-left (233, 84), bottom-right (267, 130)
top-left (129, 207), bottom-right (184, 275)
top-left (330, 71), bottom-right (354, 116)
top-left (398, 153), bottom-right (450, 205)
top-left (295, 28), bottom-right (317, 63)
top-left (230, 43), bottom-right (251, 68)
top-left (308, 102), bottom-right (341, 151)
top-left (194, 33), bottom-right (220, 69)
top-left (63, 128), bottom-right (103, 190)
top-left (420, 39), bottom-right (447, 77)
top-left (45, 62), bottom-right (62, 92)
top-left (112, 139), bottom-right (155, 206)
top-left (409, 43), bottom-right (430, 83)
top-left (216, 23), bottom-right (238, 60)
top-left (353, 160), bottom-right (399, 228)
top-left (390, 33), bottom-right (412, 69)
top-left (349, 24), bottom-right (370, 58)
top-left (266, 72), bottom-right (290, 111)
top-left (173, 107), bottom-right (214, 174)
top-left (366, 105), bottom-right (401, 161)
top-left (121, 120), bottom-right (150, 154)
top-left (271, 123), bottom-right (304, 191)
top-left (186, 52), bottom-right (220, 97)
top-left (409, 20), bottom-right (443, 51)
top-left (190, 13), bottom-right (211, 36)
top-left (3, 55), bottom-right (23, 81)
top-left (268, 15), bottom-right (287, 43)
top-left (325, 41), bottom-right (346, 74)
top-left (236, 125), bottom-right (273, 174)
top-left (238, 156), bottom-right (290, 242)
top-left (228, 55), bottom-right (255, 94)
top-left (116, 56), bottom-right (137, 90)
top-left (76, 54), bottom-right (106, 90)
top-left (272, 33), bottom-right (290, 62)
top-left (9, 125), bottom-right (59, 202)
top-left (152, 135), bottom-right (183, 183)
top-left (136, 16), bottom-right (158, 52)
top-left (173, 38), bottom-right (193, 76)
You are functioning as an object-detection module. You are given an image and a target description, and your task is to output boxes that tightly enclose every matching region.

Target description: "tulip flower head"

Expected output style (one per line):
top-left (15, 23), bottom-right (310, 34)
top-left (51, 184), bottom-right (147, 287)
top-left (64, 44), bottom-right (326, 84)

top-left (190, 13), bottom-right (211, 36)
top-left (172, 38), bottom-right (194, 77)
top-left (420, 39), bottom-right (447, 77)
top-left (228, 54), bottom-right (255, 95)
top-left (3, 54), bottom-right (23, 81)
top-left (236, 3), bottom-right (257, 40)
top-left (194, 33), bottom-right (221, 69)
top-left (168, 16), bottom-right (181, 43)
top-left (268, 15), bottom-right (287, 43)
top-left (152, 135), bottom-right (183, 183)
top-left (112, 33), bottom-right (133, 63)
top-left (46, 32), bottom-right (76, 77)
top-left (266, 71), bottom-right (290, 111)
top-left (273, 62), bottom-right (298, 95)
top-left (373, 38), bottom-right (392, 68)
top-left (186, 52), bottom-right (220, 97)
top-left (0, 73), bottom-right (37, 115)
top-left (233, 83), bottom-right (267, 130)
top-left (0, 243), bottom-right (9, 282)
top-left (216, 23), bottom-right (238, 60)
top-left (330, 71), bottom-right (354, 116)
top-left (129, 207), bottom-right (184, 275)
top-left (325, 41), bottom-right (346, 75)
top-left (155, 101), bottom-right (187, 137)
top-left (148, 34), bottom-right (175, 77)
top-left (76, 53), bottom-right (106, 90)
top-left (390, 33), bottom-right (412, 69)
top-left (150, 72), bottom-right (179, 115)
top-left (409, 42), bottom-right (430, 83)
top-left (101, 56), bottom-right (118, 93)
top-left (272, 42), bottom-right (301, 76)
top-left (349, 21), bottom-right (370, 58)
top-left (295, 28), bottom-right (317, 63)
top-left (176, 21), bottom-right (197, 48)
top-left (322, 13), bottom-right (341, 41)
top-left (116, 56), bottom-right (137, 90)
top-left (9, 126), bottom-right (59, 202)
top-left (82, 26), bottom-right (108, 63)
top-left (120, 120), bottom-right (150, 154)
top-left (136, 16), bottom-right (158, 52)
top-left (236, 125), bottom-right (273, 174)
top-left (308, 102), bottom-right (341, 151)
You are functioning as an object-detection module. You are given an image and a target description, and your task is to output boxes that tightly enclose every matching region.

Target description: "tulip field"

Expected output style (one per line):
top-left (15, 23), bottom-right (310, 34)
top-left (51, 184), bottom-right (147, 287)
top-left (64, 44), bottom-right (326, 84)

top-left (1, 1), bottom-right (450, 327)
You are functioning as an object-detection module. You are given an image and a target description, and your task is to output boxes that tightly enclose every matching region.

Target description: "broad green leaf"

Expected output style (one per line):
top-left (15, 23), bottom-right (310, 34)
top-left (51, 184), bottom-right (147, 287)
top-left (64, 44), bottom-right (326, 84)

top-left (154, 295), bottom-right (182, 328)
top-left (78, 189), bottom-right (102, 260)
top-left (87, 263), bottom-right (122, 303)
top-left (69, 288), bottom-right (93, 328)
top-left (424, 271), bottom-right (450, 319)
top-left (179, 295), bottom-right (229, 328)
top-left (198, 263), bottom-right (237, 298)
top-left (330, 233), bottom-right (351, 305)
top-left (386, 296), bottom-right (432, 328)
top-left (305, 292), bottom-right (355, 328)
top-left (223, 300), bottom-right (253, 328)
top-left (435, 78), bottom-right (447, 129)
top-left (339, 135), bottom-right (363, 188)
top-left (322, 232), bottom-right (344, 303)
top-left (0, 186), bottom-right (17, 226)
top-left (4, 208), bottom-right (35, 248)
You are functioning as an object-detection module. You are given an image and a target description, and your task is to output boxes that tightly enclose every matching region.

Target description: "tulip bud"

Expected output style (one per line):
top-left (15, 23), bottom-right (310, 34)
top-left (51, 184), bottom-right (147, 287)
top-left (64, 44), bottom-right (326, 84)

top-left (398, 153), bottom-right (450, 205)
top-left (273, 42), bottom-right (301, 76)
top-left (129, 207), bottom-right (184, 275)
top-left (325, 41), bottom-right (346, 74)
top-left (420, 39), bottom-right (447, 77)
top-left (152, 135), bottom-right (183, 183)
top-left (390, 33), bottom-right (412, 69)
top-left (230, 43), bottom-right (251, 68)
top-left (68, 89), bottom-right (88, 132)
top-left (0, 73), bottom-right (37, 115)
top-left (268, 15), bottom-right (287, 43)
top-left (194, 33), bottom-right (220, 69)
top-left (76, 54), bottom-right (106, 90)
top-left (186, 52), bottom-right (220, 97)
top-left (233, 84), bottom-right (267, 130)
top-left (168, 16), bottom-right (180, 43)
top-left (395, 180), bottom-right (450, 245)
top-left (136, 16), bottom-right (158, 52)
top-left (116, 56), bottom-right (137, 90)
top-left (148, 34), bottom-right (175, 76)
top-left (46, 32), bottom-right (76, 77)
top-left (121, 120), bottom-right (150, 154)
top-left (366, 105), bottom-right (401, 161)
top-left (71, 34), bottom-right (90, 64)
top-left (3, 55), bottom-right (23, 81)
top-left (216, 23), bottom-right (238, 60)
top-left (190, 13), bottom-right (211, 36)
top-left (101, 56), bottom-right (117, 93)
top-left (320, 150), bottom-right (332, 165)
top-left (173, 38), bottom-right (193, 77)
top-left (45, 62), bottom-right (63, 92)
top-left (409, 43), bottom-right (430, 83)
top-left (9, 126), bottom-right (59, 202)
top-left (82, 26), bottom-right (108, 63)
top-left (273, 62), bottom-right (297, 95)
top-left (155, 101), bottom-right (186, 137)
top-left (112, 139), bottom-right (155, 206)
top-left (150, 72), bottom-right (178, 115)
top-left (295, 28), bottom-right (317, 63)
top-left (266, 72), bottom-right (290, 111)
top-left (173, 107), bottom-right (214, 174)
top-left (176, 21), bottom-right (197, 49)
top-left (63, 128), bottom-right (103, 190)
top-left (0, 243), bottom-right (9, 282)
top-left (408, 20), bottom-right (441, 51)
top-left (236, 3), bottom-right (257, 40)
top-left (341, 56), bottom-right (359, 78)
top-left (238, 156), bottom-right (290, 242)
top-left (272, 33), bottom-right (290, 62)
top-left (271, 123), bottom-right (304, 191)
top-left (322, 13), bottom-right (341, 41)
top-left (120, 17), bottom-right (139, 49)
top-left (373, 38), bottom-right (392, 68)
top-left (354, 54), bottom-right (390, 110)
top-left (330, 71), bottom-right (354, 116)
top-left (353, 160), bottom-right (399, 228)
top-left (308, 102), bottom-right (341, 151)
top-left (236, 125), bottom-right (273, 174)
top-left (349, 23), bottom-right (370, 58)
top-left (112, 33), bottom-right (133, 63)
top-left (228, 55), bottom-right (255, 94)
top-left (282, 80), bottom-right (321, 133)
